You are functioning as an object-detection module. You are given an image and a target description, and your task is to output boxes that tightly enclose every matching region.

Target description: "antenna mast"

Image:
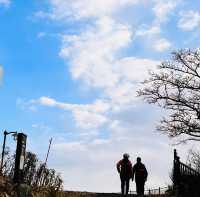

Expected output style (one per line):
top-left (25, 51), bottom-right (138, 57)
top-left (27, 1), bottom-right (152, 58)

top-left (44, 138), bottom-right (52, 166)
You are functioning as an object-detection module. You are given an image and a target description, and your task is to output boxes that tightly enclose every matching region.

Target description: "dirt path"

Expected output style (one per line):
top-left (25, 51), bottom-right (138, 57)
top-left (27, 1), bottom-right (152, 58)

top-left (62, 191), bottom-right (135, 197)
top-left (61, 191), bottom-right (169, 197)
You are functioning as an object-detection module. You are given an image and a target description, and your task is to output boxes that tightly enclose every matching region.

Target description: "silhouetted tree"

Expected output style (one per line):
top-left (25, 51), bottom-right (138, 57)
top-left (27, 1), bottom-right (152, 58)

top-left (138, 49), bottom-right (200, 142)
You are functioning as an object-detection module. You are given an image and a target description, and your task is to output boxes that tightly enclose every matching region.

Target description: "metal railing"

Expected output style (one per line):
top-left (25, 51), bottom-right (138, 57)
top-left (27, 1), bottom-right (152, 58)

top-left (174, 149), bottom-right (200, 177)
top-left (173, 149), bottom-right (200, 197)
top-left (130, 186), bottom-right (169, 196)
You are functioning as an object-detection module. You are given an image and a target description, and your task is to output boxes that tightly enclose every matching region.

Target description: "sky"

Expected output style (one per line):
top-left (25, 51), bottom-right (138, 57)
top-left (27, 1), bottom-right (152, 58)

top-left (0, 0), bottom-right (200, 193)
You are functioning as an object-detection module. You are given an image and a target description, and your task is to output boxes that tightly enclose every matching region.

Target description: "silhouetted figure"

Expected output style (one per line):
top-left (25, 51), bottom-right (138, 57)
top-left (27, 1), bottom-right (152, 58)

top-left (132, 157), bottom-right (148, 197)
top-left (117, 153), bottom-right (132, 196)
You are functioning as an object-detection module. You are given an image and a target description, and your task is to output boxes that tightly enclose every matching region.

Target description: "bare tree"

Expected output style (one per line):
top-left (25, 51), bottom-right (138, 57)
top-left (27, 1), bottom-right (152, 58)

top-left (23, 152), bottom-right (38, 185)
top-left (1, 147), bottom-right (15, 178)
top-left (187, 149), bottom-right (200, 172)
top-left (34, 163), bottom-right (63, 190)
top-left (138, 49), bottom-right (200, 142)
top-left (1, 150), bottom-right (63, 190)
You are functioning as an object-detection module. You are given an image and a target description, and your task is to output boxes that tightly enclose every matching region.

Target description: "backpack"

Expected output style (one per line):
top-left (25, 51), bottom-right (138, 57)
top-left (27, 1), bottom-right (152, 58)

top-left (120, 159), bottom-right (132, 178)
top-left (134, 163), bottom-right (147, 179)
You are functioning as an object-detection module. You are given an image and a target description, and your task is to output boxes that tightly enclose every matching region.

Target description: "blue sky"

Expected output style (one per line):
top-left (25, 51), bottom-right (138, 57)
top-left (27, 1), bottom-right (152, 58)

top-left (1, 0), bottom-right (200, 192)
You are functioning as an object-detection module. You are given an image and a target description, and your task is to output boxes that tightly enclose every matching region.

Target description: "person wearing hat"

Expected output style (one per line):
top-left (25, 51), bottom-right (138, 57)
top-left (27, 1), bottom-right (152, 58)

top-left (132, 157), bottom-right (148, 197)
top-left (116, 153), bottom-right (133, 196)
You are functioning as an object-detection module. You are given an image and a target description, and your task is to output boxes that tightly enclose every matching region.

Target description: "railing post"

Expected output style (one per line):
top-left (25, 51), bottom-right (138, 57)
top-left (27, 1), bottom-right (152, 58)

top-left (149, 189), bottom-right (151, 196)
top-left (159, 187), bottom-right (160, 195)
top-left (173, 149), bottom-right (180, 197)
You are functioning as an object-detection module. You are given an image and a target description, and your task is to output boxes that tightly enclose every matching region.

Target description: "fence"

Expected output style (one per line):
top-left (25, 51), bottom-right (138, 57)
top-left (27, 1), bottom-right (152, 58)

top-left (173, 149), bottom-right (200, 197)
top-left (130, 186), bottom-right (169, 196)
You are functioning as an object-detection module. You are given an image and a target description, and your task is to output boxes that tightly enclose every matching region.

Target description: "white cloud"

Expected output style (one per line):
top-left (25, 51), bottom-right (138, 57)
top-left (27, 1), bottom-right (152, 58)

top-left (153, 38), bottom-right (171, 52)
top-left (136, 25), bottom-right (161, 37)
top-left (28, 53), bottom-right (159, 125)
top-left (37, 32), bottom-right (47, 38)
top-left (73, 110), bottom-right (108, 130)
top-left (138, 0), bottom-right (178, 53)
top-left (60, 16), bottom-right (132, 89)
top-left (136, 27), bottom-right (172, 53)
top-left (36, 97), bottom-right (110, 113)
top-left (178, 10), bottom-right (200, 31)
top-left (136, 0), bottom-right (178, 53)
top-left (31, 97), bottom-right (110, 130)
top-left (103, 57), bottom-right (159, 105)
top-left (0, 66), bottom-right (3, 85)
top-left (54, 141), bottom-right (87, 153)
top-left (38, 96), bottom-right (57, 106)
top-left (59, 14), bottom-right (159, 105)
top-left (0, 0), bottom-right (10, 7)
top-left (116, 57), bottom-right (159, 82)
top-left (45, 0), bottom-right (141, 20)
top-left (29, 56), bottom-right (159, 129)
top-left (153, 0), bottom-right (179, 23)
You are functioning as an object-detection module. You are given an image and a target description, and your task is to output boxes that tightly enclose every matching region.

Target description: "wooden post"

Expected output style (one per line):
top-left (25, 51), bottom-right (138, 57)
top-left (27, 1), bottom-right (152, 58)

top-left (159, 187), bottom-right (160, 195)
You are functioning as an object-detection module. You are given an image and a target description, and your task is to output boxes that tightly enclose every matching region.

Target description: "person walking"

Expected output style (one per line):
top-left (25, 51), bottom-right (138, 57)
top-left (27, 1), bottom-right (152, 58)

top-left (132, 157), bottom-right (148, 196)
top-left (116, 153), bottom-right (133, 196)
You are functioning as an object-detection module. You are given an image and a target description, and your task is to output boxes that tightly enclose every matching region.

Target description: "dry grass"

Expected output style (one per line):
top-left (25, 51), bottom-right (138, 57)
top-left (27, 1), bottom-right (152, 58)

top-left (0, 176), bottom-right (172, 197)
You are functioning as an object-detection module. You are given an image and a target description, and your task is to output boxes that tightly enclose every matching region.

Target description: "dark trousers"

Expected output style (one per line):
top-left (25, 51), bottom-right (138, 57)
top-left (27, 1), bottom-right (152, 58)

top-left (120, 177), bottom-right (130, 195)
top-left (136, 179), bottom-right (145, 195)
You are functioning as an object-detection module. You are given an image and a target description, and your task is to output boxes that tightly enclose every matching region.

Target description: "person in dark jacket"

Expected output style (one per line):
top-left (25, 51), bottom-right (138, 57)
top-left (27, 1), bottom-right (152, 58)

top-left (116, 153), bottom-right (133, 196)
top-left (132, 157), bottom-right (148, 196)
